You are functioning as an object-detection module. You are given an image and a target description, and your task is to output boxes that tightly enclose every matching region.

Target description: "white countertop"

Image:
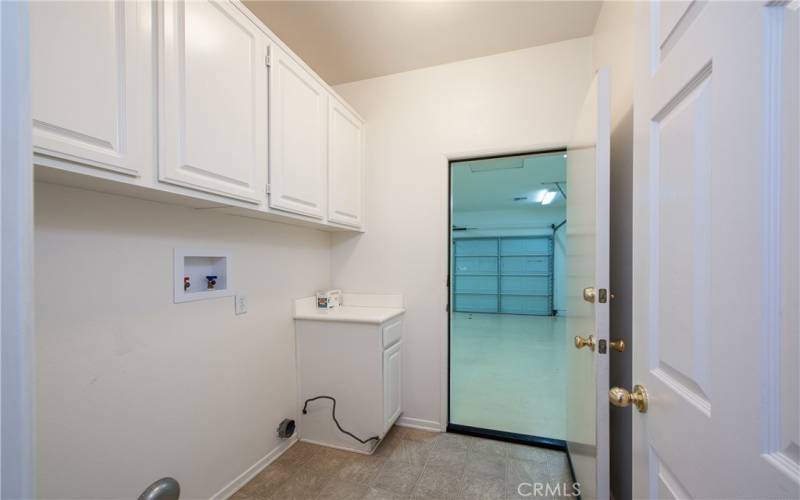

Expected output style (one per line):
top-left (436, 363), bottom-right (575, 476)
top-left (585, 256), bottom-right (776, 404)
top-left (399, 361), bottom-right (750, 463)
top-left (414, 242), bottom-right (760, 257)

top-left (293, 294), bottom-right (405, 325)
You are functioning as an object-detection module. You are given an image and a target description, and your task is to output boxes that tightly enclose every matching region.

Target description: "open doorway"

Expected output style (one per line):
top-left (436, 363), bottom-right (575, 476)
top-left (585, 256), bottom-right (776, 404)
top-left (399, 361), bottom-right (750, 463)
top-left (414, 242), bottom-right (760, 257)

top-left (448, 149), bottom-right (568, 446)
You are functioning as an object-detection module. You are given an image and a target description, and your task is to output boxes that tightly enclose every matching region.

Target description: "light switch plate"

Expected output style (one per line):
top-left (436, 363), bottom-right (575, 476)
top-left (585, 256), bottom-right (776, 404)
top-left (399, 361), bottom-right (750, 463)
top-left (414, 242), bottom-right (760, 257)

top-left (235, 295), bottom-right (248, 315)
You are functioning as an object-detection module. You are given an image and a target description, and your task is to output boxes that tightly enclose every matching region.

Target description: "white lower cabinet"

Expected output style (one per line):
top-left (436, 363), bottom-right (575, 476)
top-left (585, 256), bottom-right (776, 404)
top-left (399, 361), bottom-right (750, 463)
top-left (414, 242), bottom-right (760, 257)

top-left (30, 0), bottom-right (149, 177)
top-left (157, 0), bottom-right (267, 203)
top-left (268, 45), bottom-right (328, 218)
top-left (295, 297), bottom-right (404, 454)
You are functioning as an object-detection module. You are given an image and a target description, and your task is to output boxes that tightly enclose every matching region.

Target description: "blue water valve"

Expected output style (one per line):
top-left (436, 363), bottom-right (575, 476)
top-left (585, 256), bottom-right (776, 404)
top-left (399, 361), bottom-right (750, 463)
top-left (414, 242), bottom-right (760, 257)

top-left (206, 275), bottom-right (218, 290)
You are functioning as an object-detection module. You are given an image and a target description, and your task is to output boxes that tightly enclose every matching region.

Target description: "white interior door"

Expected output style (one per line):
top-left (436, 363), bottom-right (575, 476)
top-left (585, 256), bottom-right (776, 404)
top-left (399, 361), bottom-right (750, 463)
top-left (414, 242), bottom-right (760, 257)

top-left (633, 2), bottom-right (800, 498)
top-left (565, 69), bottom-right (610, 500)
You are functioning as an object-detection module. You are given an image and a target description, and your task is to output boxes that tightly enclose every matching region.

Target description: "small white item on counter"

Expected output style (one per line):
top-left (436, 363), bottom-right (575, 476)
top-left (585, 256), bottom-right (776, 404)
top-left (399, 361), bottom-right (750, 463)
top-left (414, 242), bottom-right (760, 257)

top-left (316, 289), bottom-right (342, 309)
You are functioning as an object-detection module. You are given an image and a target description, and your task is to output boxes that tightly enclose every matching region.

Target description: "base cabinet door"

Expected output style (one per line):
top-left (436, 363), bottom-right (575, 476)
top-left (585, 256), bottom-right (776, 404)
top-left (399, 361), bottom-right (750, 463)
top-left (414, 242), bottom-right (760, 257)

top-left (328, 97), bottom-right (364, 228)
top-left (383, 341), bottom-right (403, 432)
top-left (158, 0), bottom-right (266, 203)
top-left (30, 0), bottom-right (147, 176)
top-left (269, 46), bottom-right (327, 218)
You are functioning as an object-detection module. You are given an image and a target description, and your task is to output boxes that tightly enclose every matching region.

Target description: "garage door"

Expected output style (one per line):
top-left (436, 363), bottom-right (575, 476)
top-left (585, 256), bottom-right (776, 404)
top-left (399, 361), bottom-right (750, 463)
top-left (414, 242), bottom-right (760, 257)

top-left (453, 236), bottom-right (554, 316)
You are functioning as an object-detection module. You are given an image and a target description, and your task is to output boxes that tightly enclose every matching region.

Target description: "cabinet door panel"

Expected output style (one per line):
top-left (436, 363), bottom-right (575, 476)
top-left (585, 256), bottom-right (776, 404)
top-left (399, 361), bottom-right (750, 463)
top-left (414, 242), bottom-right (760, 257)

top-left (269, 48), bottom-right (326, 218)
top-left (159, 0), bottom-right (265, 202)
top-left (328, 98), bottom-right (363, 227)
top-left (30, 0), bottom-right (143, 176)
top-left (383, 341), bottom-right (403, 431)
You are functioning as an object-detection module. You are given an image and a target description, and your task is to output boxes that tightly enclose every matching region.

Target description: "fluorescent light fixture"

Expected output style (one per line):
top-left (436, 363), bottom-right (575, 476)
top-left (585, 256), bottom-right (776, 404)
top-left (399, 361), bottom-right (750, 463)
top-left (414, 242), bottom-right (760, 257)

top-left (532, 189), bottom-right (548, 203)
top-left (541, 191), bottom-right (557, 205)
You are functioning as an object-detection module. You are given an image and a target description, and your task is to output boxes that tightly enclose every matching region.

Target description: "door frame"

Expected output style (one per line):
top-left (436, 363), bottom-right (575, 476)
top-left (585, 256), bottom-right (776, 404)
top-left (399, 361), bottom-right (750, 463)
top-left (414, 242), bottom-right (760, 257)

top-left (440, 145), bottom-right (569, 448)
top-left (1, 1), bottom-right (36, 498)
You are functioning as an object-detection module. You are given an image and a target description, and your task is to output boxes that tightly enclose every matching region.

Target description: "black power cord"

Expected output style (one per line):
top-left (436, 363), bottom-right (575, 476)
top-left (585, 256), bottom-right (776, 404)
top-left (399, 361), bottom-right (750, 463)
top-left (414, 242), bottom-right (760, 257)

top-left (302, 395), bottom-right (380, 445)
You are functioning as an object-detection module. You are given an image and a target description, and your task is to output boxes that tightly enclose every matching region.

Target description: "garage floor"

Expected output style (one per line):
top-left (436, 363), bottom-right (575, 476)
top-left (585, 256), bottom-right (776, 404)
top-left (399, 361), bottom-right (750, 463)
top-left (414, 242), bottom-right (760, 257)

top-left (449, 313), bottom-right (566, 439)
top-left (232, 427), bottom-right (572, 500)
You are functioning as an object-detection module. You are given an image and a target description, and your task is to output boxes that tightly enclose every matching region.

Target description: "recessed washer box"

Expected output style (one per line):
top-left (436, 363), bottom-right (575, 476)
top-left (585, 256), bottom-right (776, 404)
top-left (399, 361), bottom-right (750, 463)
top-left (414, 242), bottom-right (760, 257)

top-left (174, 248), bottom-right (233, 303)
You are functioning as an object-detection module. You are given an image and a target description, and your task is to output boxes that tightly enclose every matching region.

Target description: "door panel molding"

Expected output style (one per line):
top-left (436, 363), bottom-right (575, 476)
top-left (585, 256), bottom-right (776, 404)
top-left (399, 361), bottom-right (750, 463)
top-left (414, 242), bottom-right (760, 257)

top-left (761, 2), bottom-right (800, 482)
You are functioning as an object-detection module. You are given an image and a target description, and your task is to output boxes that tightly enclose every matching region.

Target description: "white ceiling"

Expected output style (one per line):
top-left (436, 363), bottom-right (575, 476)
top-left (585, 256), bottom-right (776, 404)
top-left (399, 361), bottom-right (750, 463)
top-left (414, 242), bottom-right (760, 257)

top-left (243, 1), bottom-right (603, 85)
top-left (452, 152), bottom-right (567, 212)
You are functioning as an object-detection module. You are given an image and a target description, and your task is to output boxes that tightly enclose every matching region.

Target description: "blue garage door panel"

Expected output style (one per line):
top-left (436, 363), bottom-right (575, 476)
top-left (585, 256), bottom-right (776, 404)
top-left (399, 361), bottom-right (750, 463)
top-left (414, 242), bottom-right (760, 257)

top-left (455, 275), bottom-right (497, 294)
top-left (455, 256), bottom-right (498, 274)
top-left (453, 236), bottom-right (554, 316)
top-left (454, 239), bottom-right (498, 256)
top-left (500, 276), bottom-right (550, 295)
top-left (500, 237), bottom-right (550, 256)
top-left (500, 256), bottom-right (549, 275)
top-left (455, 294), bottom-right (497, 313)
top-left (500, 295), bottom-right (551, 315)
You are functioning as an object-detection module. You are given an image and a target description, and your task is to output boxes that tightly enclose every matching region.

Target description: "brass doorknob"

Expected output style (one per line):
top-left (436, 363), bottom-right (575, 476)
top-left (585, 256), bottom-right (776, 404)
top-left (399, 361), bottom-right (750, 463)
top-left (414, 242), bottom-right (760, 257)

top-left (582, 287), bottom-right (596, 303)
top-left (609, 339), bottom-right (625, 352)
top-left (609, 384), bottom-right (648, 413)
top-left (574, 335), bottom-right (596, 351)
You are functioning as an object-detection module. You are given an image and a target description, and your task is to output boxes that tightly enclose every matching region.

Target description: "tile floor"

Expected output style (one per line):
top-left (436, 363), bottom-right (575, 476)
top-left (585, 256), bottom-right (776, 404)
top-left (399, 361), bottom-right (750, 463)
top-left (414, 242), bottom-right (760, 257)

top-left (450, 313), bottom-right (567, 439)
top-left (232, 426), bottom-right (573, 500)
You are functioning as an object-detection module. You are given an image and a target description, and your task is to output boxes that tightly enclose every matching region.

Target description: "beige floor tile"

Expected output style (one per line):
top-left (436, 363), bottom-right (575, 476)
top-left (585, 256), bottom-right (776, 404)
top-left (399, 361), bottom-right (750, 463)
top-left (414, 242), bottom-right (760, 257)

top-left (506, 458), bottom-right (552, 487)
top-left (460, 475), bottom-right (505, 500)
top-left (395, 427), bottom-right (441, 443)
top-left (267, 472), bottom-right (329, 500)
top-left (371, 461), bottom-right (423, 496)
top-left (469, 438), bottom-right (508, 458)
top-left (388, 438), bottom-right (433, 466)
top-left (361, 486), bottom-right (408, 500)
top-left (276, 441), bottom-right (323, 468)
top-left (336, 454), bottom-right (386, 484)
top-left (373, 435), bottom-right (401, 459)
top-left (464, 452), bottom-right (507, 481)
top-left (228, 491), bottom-right (259, 500)
top-left (426, 446), bottom-right (468, 473)
top-left (236, 461), bottom-right (294, 498)
top-left (233, 430), bottom-right (572, 500)
top-left (506, 444), bottom-right (563, 464)
top-left (410, 464), bottom-right (462, 499)
top-left (315, 479), bottom-right (370, 500)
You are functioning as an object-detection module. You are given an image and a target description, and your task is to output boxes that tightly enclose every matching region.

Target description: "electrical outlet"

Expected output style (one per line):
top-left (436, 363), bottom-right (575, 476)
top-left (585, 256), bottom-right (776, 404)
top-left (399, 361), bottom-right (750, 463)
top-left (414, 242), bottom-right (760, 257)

top-left (235, 295), bottom-right (248, 315)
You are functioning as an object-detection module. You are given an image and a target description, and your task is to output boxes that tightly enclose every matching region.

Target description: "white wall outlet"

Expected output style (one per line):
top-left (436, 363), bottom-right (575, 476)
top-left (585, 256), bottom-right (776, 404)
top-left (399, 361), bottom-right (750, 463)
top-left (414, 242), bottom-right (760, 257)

top-left (235, 295), bottom-right (248, 315)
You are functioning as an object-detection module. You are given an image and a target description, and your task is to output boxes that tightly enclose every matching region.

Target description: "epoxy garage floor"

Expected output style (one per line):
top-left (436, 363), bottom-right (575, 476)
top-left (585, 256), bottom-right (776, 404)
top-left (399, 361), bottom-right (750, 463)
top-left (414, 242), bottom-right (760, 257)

top-left (232, 427), bottom-right (572, 499)
top-left (450, 313), bottom-right (567, 439)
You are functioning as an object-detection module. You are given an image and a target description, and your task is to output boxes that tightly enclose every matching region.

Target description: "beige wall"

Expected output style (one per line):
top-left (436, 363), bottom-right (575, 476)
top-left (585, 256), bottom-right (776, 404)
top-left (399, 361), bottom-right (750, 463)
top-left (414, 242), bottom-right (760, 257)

top-left (331, 38), bottom-right (593, 428)
top-left (34, 182), bottom-right (330, 499)
top-left (591, 2), bottom-right (636, 499)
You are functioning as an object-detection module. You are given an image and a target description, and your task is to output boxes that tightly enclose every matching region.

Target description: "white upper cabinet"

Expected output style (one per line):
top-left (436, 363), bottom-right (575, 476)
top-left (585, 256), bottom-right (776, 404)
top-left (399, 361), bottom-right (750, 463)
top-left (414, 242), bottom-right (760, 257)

top-left (30, 0), bottom-right (147, 176)
top-left (328, 97), bottom-right (364, 228)
top-left (269, 46), bottom-right (327, 219)
top-left (158, 0), bottom-right (266, 203)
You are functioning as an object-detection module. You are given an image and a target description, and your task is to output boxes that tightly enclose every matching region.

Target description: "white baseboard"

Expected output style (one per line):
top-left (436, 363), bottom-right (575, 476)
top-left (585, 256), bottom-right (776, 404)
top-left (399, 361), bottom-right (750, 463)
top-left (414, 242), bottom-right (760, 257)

top-left (211, 436), bottom-right (298, 500)
top-left (298, 437), bottom-right (373, 455)
top-left (396, 416), bottom-right (443, 432)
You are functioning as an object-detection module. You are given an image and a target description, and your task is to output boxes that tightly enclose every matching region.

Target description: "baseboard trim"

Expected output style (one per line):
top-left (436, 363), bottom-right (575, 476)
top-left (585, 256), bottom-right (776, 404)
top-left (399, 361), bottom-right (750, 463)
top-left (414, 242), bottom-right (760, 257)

top-left (396, 416), bottom-right (443, 432)
top-left (211, 436), bottom-right (298, 500)
top-left (298, 438), bottom-right (373, 455)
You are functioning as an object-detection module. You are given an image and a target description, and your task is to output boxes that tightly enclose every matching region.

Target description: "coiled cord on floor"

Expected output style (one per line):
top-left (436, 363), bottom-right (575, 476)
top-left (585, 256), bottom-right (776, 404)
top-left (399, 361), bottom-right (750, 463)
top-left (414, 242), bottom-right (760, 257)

top-left (302, 395), bottom-right (380, 445)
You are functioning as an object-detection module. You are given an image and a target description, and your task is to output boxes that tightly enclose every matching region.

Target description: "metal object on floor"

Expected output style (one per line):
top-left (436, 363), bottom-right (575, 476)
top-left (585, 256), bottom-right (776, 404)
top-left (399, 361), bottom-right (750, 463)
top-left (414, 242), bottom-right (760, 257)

top-left (138, 477), bottom-right (180, 500)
